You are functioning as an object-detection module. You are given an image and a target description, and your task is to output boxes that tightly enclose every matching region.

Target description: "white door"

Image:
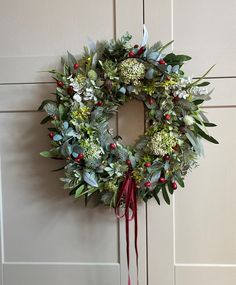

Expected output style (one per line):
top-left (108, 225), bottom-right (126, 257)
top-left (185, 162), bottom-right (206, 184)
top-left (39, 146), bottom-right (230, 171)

top-left (0, 0), bottom-right (146, 284)
top-left (146, 0), bottom-right (236, 284)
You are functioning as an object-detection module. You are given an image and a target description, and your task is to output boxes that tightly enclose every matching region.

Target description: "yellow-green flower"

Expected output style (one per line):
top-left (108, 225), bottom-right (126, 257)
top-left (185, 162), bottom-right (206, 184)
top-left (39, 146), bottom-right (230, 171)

top-left (132, 168), bottom-right (143, 183)
top-left (159, 79), bottom-right (177, 88)
top-left (71, 106), bottom-right (90, 121)
top-left (88, 70), bottom-right (98, 81)
top-left (142, 81), bottom-right (157, 95)
top-left (104, 181), bottom-right (118, 192)
top-left (77, 74), bottom-right (86, 84)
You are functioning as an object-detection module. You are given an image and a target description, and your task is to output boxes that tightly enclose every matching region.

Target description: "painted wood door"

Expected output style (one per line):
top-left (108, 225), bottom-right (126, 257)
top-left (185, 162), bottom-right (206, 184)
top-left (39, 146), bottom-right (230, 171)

top-left (0, 0), bottom-right (146, 284)
top-left (146, 0), bottom-right (236, 284)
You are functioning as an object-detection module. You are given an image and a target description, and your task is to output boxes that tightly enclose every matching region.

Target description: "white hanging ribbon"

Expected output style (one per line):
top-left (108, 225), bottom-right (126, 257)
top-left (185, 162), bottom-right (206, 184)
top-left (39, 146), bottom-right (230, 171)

top-left (141, 24), bottom-right (149, 47)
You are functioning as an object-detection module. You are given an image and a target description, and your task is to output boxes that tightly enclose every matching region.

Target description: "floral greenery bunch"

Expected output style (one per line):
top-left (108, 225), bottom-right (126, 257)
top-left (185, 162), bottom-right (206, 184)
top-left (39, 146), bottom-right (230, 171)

top-left (39, 32), bottom-right (218, 207)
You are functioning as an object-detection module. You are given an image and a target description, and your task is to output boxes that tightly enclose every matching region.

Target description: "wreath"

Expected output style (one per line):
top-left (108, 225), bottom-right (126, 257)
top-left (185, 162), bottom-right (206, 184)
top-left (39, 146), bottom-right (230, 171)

top-left (39, 31), bottom-right (218, 208)
top-left (39, 28), bottom-right (218, 284)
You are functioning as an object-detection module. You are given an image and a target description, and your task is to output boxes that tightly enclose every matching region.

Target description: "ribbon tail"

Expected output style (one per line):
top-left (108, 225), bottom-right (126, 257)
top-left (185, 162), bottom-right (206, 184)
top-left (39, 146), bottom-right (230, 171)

top-left (126, 195), bottom-right (131, 285)
top-left (132, 179), bottom-right (139, 285)
top-left (115, 172), bottom-right (139, 285)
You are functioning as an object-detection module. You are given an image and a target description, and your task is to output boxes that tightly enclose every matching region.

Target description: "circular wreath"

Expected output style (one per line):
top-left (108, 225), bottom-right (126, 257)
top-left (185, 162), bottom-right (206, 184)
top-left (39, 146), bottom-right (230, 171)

top-left (39, 32), bottom-right (218, 207)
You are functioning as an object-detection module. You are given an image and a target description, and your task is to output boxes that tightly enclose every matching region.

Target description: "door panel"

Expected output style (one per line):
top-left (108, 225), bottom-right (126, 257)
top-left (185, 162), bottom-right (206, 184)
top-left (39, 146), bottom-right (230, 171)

top-left (3, 264), bottom-right (120, 285)
top-left (0, 0), bottom-right (146, 284)
top-left (175, 108), bottom-right (236, 265)
top-left (176, 266), bottom-right (236, 285)
top-left (145, 1), bottom-right (236, 284)
top-left (173, 0), bottom-right (236, 77)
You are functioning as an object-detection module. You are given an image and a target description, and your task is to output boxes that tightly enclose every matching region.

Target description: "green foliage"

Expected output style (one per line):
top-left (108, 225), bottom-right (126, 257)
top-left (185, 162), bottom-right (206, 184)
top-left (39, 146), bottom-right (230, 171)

top-left (164, 53), bottom-right (191, 67)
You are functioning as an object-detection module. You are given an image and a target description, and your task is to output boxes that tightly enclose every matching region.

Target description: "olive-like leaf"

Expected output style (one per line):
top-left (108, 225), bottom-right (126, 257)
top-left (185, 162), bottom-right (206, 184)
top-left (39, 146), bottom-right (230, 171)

top-left (75, 185), bottom-right (85, 198)
top-left (194, 124), bottom-right (219, 144)
top-left (162, 185), bottom-right (170, 205)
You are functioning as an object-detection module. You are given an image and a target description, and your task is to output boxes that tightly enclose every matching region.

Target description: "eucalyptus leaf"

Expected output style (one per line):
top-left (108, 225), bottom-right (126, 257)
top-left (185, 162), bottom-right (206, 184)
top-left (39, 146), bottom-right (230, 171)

top-left (43, 102), bottom-right (59, 116)
top-left (150, 171), bottom-right (161, 184)
top-left (53, 134), bottom-right (63, 141)
top-left (67, 51), bottom-right (77, 70)
top-left (63, 121), bottom-right (69, 130)
top-left (61, 140), bottom-right (72, 157)
top-left (145, 68), bottom-right (155, 79)
top-left (147, 51), bottom-right (160, 61)
top-left (185, 130), bottom-right (203, 156)
top-left (83, 170), bottom-right (98, 187)
top-left (119, 87), bottom-right (126, 94)
top-left (38, 99), bottom-right (56, 111)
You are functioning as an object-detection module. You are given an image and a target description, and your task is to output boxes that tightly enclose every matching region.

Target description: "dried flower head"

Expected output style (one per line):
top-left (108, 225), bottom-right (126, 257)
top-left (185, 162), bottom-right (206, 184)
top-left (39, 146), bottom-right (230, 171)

top-left (148, 130), bottom-right (178, 156)
top-left (119, 58), bottom-right (145, 85)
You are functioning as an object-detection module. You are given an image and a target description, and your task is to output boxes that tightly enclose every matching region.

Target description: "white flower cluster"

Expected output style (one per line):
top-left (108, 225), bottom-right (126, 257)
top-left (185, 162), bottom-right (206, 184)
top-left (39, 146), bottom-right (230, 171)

top-left (68, 75), bottom-right (97, 106)
top-left (183, 115), bottom-right (194, 126)
top-left (171, 77), bottom-right (192, 99)
top-left (190, 86), bottom-right (208, 96)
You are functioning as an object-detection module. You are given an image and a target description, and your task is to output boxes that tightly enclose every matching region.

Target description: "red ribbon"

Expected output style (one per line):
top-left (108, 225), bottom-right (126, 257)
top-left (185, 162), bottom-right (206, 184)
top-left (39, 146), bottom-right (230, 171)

top-left (115, 171), bottom-right (139, 285)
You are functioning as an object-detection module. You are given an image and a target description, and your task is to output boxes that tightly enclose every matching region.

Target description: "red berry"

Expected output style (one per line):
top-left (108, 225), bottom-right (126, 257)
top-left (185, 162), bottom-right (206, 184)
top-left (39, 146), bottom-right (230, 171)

top-left (134, 44), bottom-right (139, 48)
top-left (172, 181), bottom-right (177, 190)
top-left (144, 181), bottom-right (151, 188)
top-left (159, 177), bottom-right (167, 183)
top-left (137, 46), bottom-right (146, 56)
top-left (49, 132), bottom-right (54, 139)
top-left (77, 153), bottom-right (84, 160)
top-left (173, 96), bottom-right (179, 103)
top-left (128, 51), bottom-right (135, 57)
top-left (96, 101), bottom-right (103, 107)
top-left (110, 143), bottom-right (116, 150)
top-left (67, 86), bottom-right (74, 94)
top-left (148, 98), bottom-right (155, 105)
top-left (173, 144), bottom-right (179, 151)
top-left (158, 59), bottom-right (166, 65)
top-left (57, 81), bottom-right (64, 87)
top-left (74, 63), bottom-right (79, 69)
top-left (164, 154), bottom-right (170, 161)
top-left (165, 114), bottom-right (171, 120)
top-left (126, 159), bottom-right (132, 165)
top-left (144, 162), bottom-right (151, 167)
